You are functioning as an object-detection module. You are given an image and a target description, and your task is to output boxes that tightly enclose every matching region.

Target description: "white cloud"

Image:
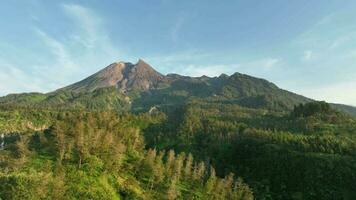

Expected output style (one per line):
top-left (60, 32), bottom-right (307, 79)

top-left (34, 28), bottom-right (77, 71)
top-left (154, 56), bottom-right (281, 78)
top-left (263, 58), bottom-right (280, 69)
top-left (300, 80), bottom-right (356, 106)
top-left (151, 50), bottom-right (210, 63)
top-left (61, 3), bottom-right (122, 57)
top-left (329, 35), bottom-right (352, 50)
top-left (170, 15), bottom-right (186, 43)
top-left (0, 60), bottom-right (45, 95)
top-left (0, 3), bottom-right (124, 96)
top-left (236, 57), bottom-right (281, 73)
top-left (302, 50), bottom-right (313, 61)
top-left (349, 50), bottom-right (356, 58)
top-left (287, 11), bottom-right (356, 105)
top-left (175, 64), bottom-right (240, 77)
top-left (62, 4), bottom-right (101, 49)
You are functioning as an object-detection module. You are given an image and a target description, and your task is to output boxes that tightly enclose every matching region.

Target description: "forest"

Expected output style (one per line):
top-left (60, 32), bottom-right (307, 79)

top-left (2, 0), bottom-right (356, 199)
top-left (1, 60), bottom-right (356, 200)
top-left (1, 100), bottom-right (356, 200)
top-left (0, 109), bottom-right (253, 200)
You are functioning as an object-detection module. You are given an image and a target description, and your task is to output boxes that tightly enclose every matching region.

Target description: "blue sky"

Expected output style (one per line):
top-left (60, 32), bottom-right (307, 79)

top-left (0, 0), bottom-right (356, 106)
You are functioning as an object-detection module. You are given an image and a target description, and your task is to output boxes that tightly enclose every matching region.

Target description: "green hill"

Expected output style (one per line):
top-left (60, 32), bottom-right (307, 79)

top-left (2, 60), bottom-right (354, 116)
top-left (1, 60), bottom-right (356, 199)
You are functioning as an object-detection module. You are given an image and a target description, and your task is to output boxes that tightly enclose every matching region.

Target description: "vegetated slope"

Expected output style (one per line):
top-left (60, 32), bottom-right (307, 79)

top-left (1, 59), bottom-right (356, 199)
top-left (331, 103), bottom-right (356, 117)
top-left (0, 59), bottom-right (355, 115)
top-left (143, 100), bottom-right (356, 199)
top-left (0, 111), bottom-right (253, 200)
top-left (0, 60), bottom-right (308, 112)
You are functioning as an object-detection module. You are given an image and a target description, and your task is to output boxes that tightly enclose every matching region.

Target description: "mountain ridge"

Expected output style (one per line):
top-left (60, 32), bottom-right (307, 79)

top-left (0, 59), bottom-right (355, 116)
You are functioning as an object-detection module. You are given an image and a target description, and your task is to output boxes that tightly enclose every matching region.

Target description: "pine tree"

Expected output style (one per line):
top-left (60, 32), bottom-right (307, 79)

top-left (205, 167), bottom-right (217, 196)
top-left (194, 161), bottom-right (206, 182)
top-left (54, 121), bottom-right (66, 164)
top-left (167, 177), bottom-right (180, 200)
top-left (231, 178), bottom-right (254, 200)
top-left (224, 173), bottom-right (234, 199)
top-left (51, 172), bottom-right (66, 199)
top-left (15, 136), bottom-right (31, 166)
top-left (184, 153), bottom-right (193, 178)
top-left (153, 150), bottom-right (165, 186)
top-left (213, 179), bottom-right (226, 200)
top-left (144, 149), bottom-right (157, 189)
top-left (74, 121), bottom-right (87, 168)
top-left (173, 153), bottom-right (185, 181)
top-left (166, 149), bottom-right (175, 176)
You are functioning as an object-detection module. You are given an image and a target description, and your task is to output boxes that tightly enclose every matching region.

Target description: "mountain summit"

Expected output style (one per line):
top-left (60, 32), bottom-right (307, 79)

top-left (0, 59), bottom-right (355, 116)
top-left (61, 59), bottom-right (165, 93)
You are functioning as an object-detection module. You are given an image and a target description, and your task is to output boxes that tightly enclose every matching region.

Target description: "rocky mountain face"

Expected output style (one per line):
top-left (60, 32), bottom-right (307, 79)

top-left (61, 59), bottom-right (166, 93)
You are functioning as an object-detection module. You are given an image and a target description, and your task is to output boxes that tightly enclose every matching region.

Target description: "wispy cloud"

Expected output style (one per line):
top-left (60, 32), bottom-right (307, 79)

top-left (170, 15), bottom-right (186, 43)
top-left (301, 80), bottom-right (356, 106)
top-left (302, 50), bottom-right (313, 61)
top-left (0, 3), bottom-right (124, 96)
top-left (152, 55), bottom-right (281, 78)
top-left (62, 4), bottom-right (102, 49)
top-left (61, 3), bottom-right (122, 58)
top-left (34, 28), bottom-right (77, 71)
top-left (150, 50), bottom-right (210, 63)
top-left (174, 63), bottom-right (240, 77)
top-left (288, 11), bottom-right (356, 105)
top-left (0, 60), bottom-right (45, 94)
top-left (262, 58), bottom-right (280, 69)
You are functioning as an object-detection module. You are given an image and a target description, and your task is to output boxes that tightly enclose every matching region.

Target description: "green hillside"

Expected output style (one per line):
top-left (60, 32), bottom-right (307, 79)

top-left (1, 61), bottom-right (356, 199)
top-left (331, 103), bottom-right (356, 117)
top-left (0, 111), bottom-right (253, 199)
top-left (1, 61), bottom-right (354, 116)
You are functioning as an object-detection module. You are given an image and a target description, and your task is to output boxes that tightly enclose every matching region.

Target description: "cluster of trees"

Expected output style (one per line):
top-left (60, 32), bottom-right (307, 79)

top-left (139, 149), bottom-right (253, 200)
top-left (0, 109), bottom-right (56, 133)
top-left (0, 110), bottom-right (252, 200)
top-left (143, 101), bottom-right (356, 199)
top-left (291, 101), bottom-right (332, 118)
top-left (0, 87), bottom-right (131, 112)
top-left (230, 139), bottom-right (356, 199)
top-left (2, 98), bottom-right (356, 199)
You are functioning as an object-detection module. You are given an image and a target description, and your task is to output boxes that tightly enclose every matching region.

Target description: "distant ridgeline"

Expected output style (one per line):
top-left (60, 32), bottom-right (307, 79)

top-left (1, 59), bottom-right (355, 116)
top-left (1, 60), bottom-right (356, 200)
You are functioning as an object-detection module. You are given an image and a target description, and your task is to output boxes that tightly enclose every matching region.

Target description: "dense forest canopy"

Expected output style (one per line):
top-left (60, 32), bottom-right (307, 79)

top-left (1, 100), bottom-right (356, 200)
top-left (0, 110), bottom-right (253, 199)
top-left (1, 62), bottom-right (356, 199)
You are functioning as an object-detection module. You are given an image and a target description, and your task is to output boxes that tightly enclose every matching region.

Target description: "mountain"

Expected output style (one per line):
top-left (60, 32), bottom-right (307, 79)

top-left (0, 59), bottom-right (355, 116)
top-left (1, 59), bottom-right (356, 200)
top-left (60, 59), bottom-right (166, 93)
top-left (331, 103), bottom-right (356, 117)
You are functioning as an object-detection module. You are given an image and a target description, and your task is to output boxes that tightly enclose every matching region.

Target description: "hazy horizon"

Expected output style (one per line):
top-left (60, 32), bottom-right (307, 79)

top-left (0, 0), bottom-right (355, 106)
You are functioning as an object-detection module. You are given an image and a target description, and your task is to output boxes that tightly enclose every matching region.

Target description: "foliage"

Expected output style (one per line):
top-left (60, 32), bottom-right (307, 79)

top-left (1, 73), bottom-right (356, 199)
top-left (0, 110), bottom-right (252, 200)
top-left (143, 100), bottom-right (356, 199)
